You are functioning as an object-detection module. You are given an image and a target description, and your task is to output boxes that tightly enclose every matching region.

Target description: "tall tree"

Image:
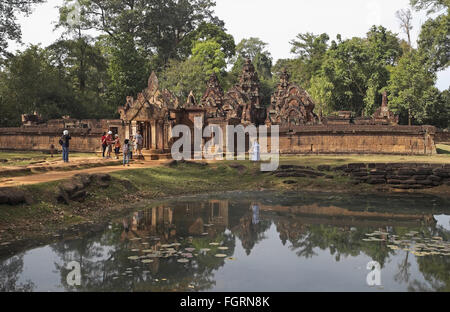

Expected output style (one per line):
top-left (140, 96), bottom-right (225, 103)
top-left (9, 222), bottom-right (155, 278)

top-left (385, 51), bottom-right (440, 126)
top-left (0, 0), bottom-right (45, 58)
top-left (411, 0), bottom-right (449, 71)
top-left (0, 45), bottom-right (76, 126)
top-left (289, 32), bottom-right (329, 87)
top-left (396, 9), bottom-right (413, 48)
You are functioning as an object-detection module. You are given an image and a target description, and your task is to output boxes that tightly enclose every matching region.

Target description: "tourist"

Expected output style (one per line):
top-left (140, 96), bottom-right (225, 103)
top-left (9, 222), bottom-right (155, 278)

top-left (134, 130), bottom-right (144, 158)
top-left (114, 134), bottom-right (121, 159)
top-left (101, 132), bottom-right (107, 158)
top-left (105, 131), bottom-right (114, 158)
top-left (251, 139), bottom-right (260, 161)
top-left (129, 138), bottom-right (134, 160)
top-left (123, 139), bottom-right (131, 166)
top-left (49, 144), bottom-right (56, 158)
top-left (59, 130), bottom-right (71, 163)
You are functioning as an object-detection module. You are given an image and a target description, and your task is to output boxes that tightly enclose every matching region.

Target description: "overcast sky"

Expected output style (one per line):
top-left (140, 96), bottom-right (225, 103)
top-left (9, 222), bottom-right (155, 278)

top-left (7, 0), bottom-right (449, 90)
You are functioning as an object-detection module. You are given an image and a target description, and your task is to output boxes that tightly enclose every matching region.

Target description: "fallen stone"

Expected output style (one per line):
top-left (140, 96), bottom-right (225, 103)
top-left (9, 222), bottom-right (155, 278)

top-left (0, 187), bottom-right (28, 205)
top-left (397, 169), bottom-right (416, 176)
top-left (415, 168), bottom-right (433, 175)
top-left (317, 165), bottom-right (331, 171)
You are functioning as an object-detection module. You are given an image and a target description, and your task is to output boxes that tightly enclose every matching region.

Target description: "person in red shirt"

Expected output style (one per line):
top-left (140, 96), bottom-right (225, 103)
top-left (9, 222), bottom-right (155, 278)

top-left (101, 132), bottom-right (107, 158)
top-left (105, 131), bottom-right (114, 159)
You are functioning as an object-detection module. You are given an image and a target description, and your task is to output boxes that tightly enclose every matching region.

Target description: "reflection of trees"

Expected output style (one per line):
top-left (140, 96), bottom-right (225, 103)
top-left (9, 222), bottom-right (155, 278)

top-left (408, 226), bottom-right (450, 292)
top-left (0, 254), bottom-right (35, 292)
top-left (274, 218), bottom-right (393, 266)
top-left (408, 256), bottom-right (450, 292)
top-left (232, 215), bottom-right (271, 255)
top-left (49, 201), bottom-right (236, 291)
top-left (395, 252), bottom-right (411, 284)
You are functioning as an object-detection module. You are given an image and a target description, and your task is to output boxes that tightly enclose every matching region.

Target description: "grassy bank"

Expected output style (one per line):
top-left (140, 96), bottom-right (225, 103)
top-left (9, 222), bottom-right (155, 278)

top-left (0, 158), bottom-right (449, 247)
top-left (0, 150), bottom-right (96, 167)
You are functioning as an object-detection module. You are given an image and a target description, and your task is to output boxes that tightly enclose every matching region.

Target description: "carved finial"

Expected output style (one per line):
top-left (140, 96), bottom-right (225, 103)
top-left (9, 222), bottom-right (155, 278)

top-left (382, 91), bottom-right (388, 108)
top-left (148, 71), bottom-right (159, 93)
top-left (186, 91), bottom-right (198, 107)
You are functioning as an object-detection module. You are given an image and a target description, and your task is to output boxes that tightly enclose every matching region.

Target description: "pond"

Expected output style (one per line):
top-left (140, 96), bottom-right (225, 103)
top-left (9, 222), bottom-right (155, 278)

top-left (1, 191), bottom-right (450, 292)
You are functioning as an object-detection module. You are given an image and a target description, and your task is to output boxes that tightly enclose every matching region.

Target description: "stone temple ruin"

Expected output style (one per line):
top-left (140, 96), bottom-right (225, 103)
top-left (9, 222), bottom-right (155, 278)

top-left (0, 59), bottom-right (437, 155)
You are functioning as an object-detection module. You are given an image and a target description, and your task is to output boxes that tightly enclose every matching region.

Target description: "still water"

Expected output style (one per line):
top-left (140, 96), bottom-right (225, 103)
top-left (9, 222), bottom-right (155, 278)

top-left (1, 191), bottom-right (450, 292)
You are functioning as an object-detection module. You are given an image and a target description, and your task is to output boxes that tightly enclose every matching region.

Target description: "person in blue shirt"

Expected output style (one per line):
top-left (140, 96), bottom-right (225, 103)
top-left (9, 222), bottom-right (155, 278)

top-left (60, 130), bottom-right (71, 163)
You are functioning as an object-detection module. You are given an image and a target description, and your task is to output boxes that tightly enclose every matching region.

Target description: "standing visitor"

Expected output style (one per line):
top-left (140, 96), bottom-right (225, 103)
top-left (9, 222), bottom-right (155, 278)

top-left (101, 132), bottom-right (107, 158)
top-left (114, 134), bottom-right (121, 159)
top-left (49, 144), bottom-right (56, 158)
top-left (123, 139), bottom-right (131, 166)
top-left (129, 137), bottom-right (134, 160)
top-left (59, 130), bottom-right (71, 163)
top-left (134, 131), bottom-right (144, 159)
top-left (251, 139), bottom-right (260, 162)
top-left (105, 131), bottom-right (114, 159)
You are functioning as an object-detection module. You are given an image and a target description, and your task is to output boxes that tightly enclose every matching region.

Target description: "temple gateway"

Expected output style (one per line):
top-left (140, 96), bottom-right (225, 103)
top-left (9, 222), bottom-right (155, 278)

top-left (0, 59), bottom-right (437, 155)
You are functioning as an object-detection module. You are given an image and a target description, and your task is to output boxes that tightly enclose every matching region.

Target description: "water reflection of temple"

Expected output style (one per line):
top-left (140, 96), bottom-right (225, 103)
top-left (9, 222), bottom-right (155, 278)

top-left (121, 201), bottom-right (230, 241)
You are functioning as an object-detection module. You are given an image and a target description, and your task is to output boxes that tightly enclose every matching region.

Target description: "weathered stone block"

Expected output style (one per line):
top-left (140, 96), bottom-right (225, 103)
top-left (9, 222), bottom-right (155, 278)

top-left (317, 165), bottom-right (331, 171)
top-left (428, 175), bottom-right (442, 182)
top-left (0, 187), bottom-right (28, 205)
top-left (397, 169), bottom-right (416, 176)
top-left (367, 178), bottom-right (386, 184)
top-left (415, 167), bottom-right (433, 175)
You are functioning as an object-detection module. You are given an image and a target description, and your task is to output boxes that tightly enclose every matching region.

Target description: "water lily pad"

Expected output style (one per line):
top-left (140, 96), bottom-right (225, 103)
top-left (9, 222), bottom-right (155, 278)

top-left (209, 242), bottom-right (220, 246)
top-left (200, 248), bottom-right (211, 252)
top-left (227, 257), bottom-right (236, 260)
top-left (185, 248), bottom-right (195, 252)
top-left (128, 256), bottom-right (139, 260)
top-left (143, 249), bottom-right (153, 253)
top-left (177, 258), bottom-right (189, 263)
top-left (215, 254), bottom-right (227, 258)
top-left (130, 238), bottom-right (141, 241)
top-left (131, 249), bottom-right (140, 252)
top-left (218, 247), bottom-right (229, 250)
top-left (161, 244), bottom-right (172, 248)
top-left (141, 259), bottom-right (154, 263)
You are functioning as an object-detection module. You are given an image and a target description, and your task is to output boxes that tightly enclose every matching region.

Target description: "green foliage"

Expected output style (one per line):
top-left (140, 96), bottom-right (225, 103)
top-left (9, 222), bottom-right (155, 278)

top-left (308, 26), bottom-right (403, 116)
top-left (418, 13), bottom-right (450, 71)
top-left (385, 51), bottom-right (446, 126)
top-left (105, 34), bottom-right (149, 111)
top-left (289, 32), bottom-right (329, 87)
top-left (180, 22), bottom-right (236, 60)
top-left (410, 0), bottom-right (450, 14)
top-left (191, 39), bottom-right (227, 75)
top-left (0, 0), bottom-right (44, 58)
top-left (0, 46), bottom-right (75, 126)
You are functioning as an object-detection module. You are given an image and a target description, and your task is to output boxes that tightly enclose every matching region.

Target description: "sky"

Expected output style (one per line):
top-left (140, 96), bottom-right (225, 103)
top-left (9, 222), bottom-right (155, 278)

top-left (7, 0), bottom-right (450, 90)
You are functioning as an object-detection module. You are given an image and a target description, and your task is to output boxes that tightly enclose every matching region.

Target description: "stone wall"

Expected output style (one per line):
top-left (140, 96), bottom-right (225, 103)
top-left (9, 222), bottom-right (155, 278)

top-left (435, 130), bottom-right (450, 144)
top-left (333, 162), bottom-right (450, 189)
top-left (277, 125), bottom-right (436, 155)
top-left (0, 122), bottom-right (437, 155)
top-left (0, 119), bottom-right (125, 153)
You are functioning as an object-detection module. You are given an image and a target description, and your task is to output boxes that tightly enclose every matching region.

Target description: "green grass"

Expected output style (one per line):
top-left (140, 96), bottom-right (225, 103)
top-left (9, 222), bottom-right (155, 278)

top-left (277, 153), bottom-right (450, 168)
top-left (437, 144), bottom-right (450, 155)
top-left (0, 150), bottom-right (97, 167)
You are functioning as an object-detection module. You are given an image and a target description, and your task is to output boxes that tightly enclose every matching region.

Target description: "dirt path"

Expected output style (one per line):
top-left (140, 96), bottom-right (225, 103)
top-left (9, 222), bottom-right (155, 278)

top-left (0, 160), bottom-right (170, 187)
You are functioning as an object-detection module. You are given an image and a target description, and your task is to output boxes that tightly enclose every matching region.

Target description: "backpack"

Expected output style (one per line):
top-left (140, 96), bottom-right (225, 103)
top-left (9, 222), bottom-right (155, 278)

top-left (59, 137), bottom-right (64, 146)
